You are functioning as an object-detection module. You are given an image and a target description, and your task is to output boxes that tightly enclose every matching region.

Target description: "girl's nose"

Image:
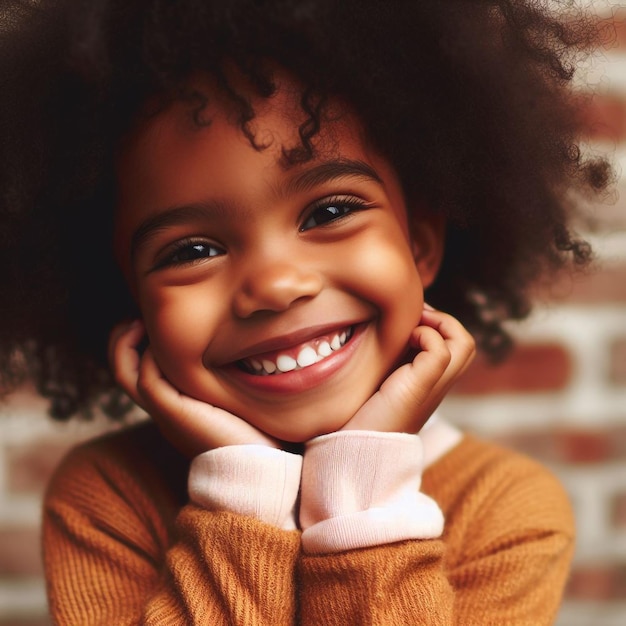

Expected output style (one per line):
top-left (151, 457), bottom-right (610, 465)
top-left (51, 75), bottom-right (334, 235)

top-left (232, 260), bottom-right (323, 318)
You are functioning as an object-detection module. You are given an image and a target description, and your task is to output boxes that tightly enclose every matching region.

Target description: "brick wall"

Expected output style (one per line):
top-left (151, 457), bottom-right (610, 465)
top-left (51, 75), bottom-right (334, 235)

top-left (1, 4), bottom-right (625, 626)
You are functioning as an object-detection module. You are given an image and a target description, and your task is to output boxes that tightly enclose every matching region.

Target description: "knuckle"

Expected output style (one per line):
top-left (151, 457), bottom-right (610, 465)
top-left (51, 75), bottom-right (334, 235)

top-left (433, 345), bottom-right (452, 369)
top-left (462, 333), bottom-right (477, 356)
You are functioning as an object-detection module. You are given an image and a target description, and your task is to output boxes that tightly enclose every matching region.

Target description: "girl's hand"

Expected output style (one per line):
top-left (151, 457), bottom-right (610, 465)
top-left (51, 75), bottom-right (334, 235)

top-left (342, 306), bottom-right (475, 434)
top-left (109, 321), bottom-right (279, 457)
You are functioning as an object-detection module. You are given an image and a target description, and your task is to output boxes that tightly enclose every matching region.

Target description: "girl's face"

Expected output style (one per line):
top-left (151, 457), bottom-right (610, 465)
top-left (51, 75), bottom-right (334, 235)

top-left (115, 75), bottom-right (443, 442)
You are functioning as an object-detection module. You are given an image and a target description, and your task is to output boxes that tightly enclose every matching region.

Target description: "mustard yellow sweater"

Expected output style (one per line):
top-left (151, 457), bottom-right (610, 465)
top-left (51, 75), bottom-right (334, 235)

top-left (43, 422), bottom-right (574, 625)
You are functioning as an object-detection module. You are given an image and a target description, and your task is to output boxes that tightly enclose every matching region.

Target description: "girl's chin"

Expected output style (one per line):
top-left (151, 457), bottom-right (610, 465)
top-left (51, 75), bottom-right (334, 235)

top-left (245, 414), bottom-right (354, 444)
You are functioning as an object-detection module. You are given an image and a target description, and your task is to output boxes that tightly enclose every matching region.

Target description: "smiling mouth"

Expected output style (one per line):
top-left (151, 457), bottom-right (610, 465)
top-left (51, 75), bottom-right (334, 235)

top-left (236, 326), bottom-right (355, 376)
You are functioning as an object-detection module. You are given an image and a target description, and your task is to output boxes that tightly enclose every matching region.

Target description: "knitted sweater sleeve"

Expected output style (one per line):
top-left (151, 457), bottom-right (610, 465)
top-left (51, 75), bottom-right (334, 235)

top-left (297, 433), bottom-right (575, 625)
top-left (42, 432), bottom-right (301, 626)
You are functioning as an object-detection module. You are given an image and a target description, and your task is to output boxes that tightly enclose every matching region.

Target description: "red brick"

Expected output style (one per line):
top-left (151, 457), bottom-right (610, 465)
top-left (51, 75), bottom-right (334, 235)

top-left (451, 344), bottom-right (572, 395)
top-left (611, 493), bottom-right (626, 530)
top-left (579, 92), bottom-right (626, 143)
top-left (553, 429), bottom-right (614, 463)
top-left (496, 426), bottom-right (626, 464)
top-left (537, 263), bottom-right (626, 305)
top-left (566, 563), bottom-right (626, 601)
top-left (0, 526), bottom-right (43, 577)
top-left (610, 338), bottom-right (626, 386)
top-left (493, 431), bottom-right (559, 462)
top-left (6, 439), bottom-right (72, 495)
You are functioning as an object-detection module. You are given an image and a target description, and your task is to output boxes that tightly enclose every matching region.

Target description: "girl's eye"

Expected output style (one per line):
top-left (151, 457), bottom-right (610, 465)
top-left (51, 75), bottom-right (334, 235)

top-left (154, 239), bottom-right (223, 269)
top-left (299, 197), bottom-right (367, 231)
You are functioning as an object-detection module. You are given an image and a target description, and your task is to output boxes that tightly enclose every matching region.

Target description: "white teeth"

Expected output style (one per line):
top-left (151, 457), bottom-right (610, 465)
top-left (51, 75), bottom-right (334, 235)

top-left (276, 355), bottom-right (297, 372)
top-left (297, 346), bottom-right (318, 367)
top-left (242, 327), bottom-right (354, 375)
top-left (318, 341), bottom-right (332, 357)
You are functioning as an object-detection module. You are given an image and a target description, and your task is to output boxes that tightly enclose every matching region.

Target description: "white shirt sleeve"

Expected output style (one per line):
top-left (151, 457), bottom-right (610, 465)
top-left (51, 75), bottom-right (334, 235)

top-left (188, 445), bottom-right (302, 530)
top-left (299, 430), bottom-right (444, 553)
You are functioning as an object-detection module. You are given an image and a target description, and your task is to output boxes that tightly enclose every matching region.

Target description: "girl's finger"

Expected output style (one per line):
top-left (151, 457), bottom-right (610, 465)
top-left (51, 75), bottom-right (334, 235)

top-left (415, 309), bottom-right (476, 375)
top-left (136, 348), bottom-right (277, 454)
top-left (109, 320), bottom-right (145, 406)
top-left (345, 310), bottom-right (475, 434)
top-left (108, 320), bottom-right (144, 366)
top-left (345, 326), bottom-right (450, 432)
top-left (409, 311), bottom-right (476, 415)
top-left (417, 308), bottom-right (470, 341)
top-left (136, 347), bottom-right (181, 412)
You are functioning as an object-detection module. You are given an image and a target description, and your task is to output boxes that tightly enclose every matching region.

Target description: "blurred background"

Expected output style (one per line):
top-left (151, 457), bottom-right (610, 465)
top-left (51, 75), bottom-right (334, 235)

top-left (1, 2), bottom-right (625, 625)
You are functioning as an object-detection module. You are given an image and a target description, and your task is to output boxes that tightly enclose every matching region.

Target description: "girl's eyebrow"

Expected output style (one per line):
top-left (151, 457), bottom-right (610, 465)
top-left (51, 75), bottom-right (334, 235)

top-left (282, 158), bottom-right (383, 196)
top-left (130, 158), bottom-right (383, 257)
top-left (131, 201), bottom-right (237, 258)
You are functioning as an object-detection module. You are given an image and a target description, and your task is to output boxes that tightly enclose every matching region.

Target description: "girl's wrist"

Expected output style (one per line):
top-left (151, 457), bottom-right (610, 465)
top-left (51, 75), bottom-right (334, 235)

top-left (189, 445), bottom-right (302, 530)
top-left (299, 430), bottom-right (443, 553)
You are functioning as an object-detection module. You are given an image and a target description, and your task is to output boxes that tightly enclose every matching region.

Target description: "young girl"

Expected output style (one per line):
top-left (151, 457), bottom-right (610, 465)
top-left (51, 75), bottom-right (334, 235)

top-left (0, 0), bottom-right (610, 623)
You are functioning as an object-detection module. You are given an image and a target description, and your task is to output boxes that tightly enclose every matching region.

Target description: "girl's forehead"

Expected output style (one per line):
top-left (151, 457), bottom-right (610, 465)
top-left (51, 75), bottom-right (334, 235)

top-left (122, 70), bottom-right (329, 156)
top-left (117, 71), bottom-right (370, 190)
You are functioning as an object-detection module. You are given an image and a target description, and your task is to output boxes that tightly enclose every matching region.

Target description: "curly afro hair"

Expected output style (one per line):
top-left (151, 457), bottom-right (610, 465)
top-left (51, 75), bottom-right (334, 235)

top-left (0, 0), bottom-right (610, 418)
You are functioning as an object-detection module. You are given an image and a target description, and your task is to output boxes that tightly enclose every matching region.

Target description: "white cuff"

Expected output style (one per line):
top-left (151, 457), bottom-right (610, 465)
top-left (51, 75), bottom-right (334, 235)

top-left (300, 431), bottom-right (444, 553)
top-left (189, 445), bottom-right (302, 530)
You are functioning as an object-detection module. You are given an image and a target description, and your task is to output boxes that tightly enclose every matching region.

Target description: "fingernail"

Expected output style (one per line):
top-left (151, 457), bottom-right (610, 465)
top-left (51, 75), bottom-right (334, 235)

top-left (423, 302), bottom-right (435, 311)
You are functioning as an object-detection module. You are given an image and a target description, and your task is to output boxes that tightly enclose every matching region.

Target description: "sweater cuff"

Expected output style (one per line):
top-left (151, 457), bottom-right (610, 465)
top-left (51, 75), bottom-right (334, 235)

top-left (189, 445), bottom-right (302, 530)
top-left (300, 431), bottom-right (444, 553)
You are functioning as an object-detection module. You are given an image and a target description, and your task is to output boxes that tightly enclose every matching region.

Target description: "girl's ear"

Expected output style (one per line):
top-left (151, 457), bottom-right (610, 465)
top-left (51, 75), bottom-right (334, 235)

top-left (410, 214), bottom-right (446, 289)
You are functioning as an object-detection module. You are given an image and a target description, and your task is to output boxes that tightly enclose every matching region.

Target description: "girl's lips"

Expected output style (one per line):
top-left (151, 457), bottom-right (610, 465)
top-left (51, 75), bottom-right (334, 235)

top-left (218, 323), bottom-right (367, 394)
top-left (237, 326), bottom-right (354, 375)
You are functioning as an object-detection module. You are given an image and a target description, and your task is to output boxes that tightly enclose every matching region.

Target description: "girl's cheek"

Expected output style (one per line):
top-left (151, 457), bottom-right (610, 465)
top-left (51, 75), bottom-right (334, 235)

top-left (359, 243), bottom-right (423, 309)
top-left (140, 292), bottom-right (200, 355)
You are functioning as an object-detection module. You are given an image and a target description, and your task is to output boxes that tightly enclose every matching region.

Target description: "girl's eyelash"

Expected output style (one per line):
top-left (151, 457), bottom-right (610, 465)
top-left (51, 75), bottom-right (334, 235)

top-left (152, 237), bottom-right (224, 271)
top-left (299, 195), bottom-right (371, 232)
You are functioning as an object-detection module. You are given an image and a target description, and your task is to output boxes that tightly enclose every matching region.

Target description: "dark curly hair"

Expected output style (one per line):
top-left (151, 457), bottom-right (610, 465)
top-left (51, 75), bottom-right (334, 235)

top-left (0, 0), bottom-right (610, 419)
